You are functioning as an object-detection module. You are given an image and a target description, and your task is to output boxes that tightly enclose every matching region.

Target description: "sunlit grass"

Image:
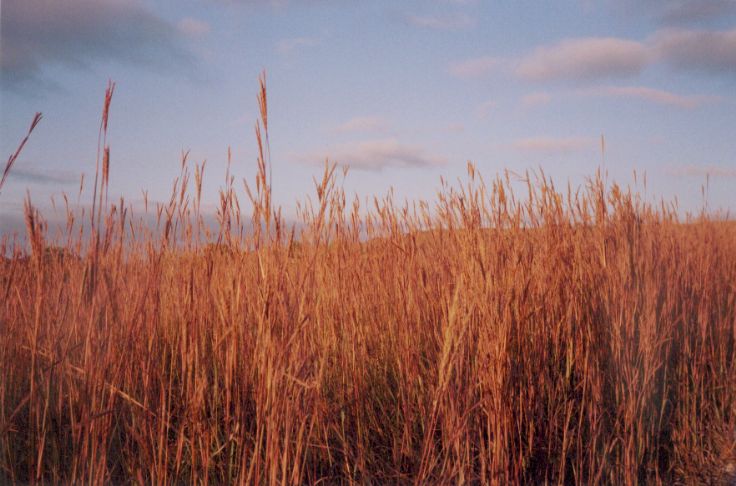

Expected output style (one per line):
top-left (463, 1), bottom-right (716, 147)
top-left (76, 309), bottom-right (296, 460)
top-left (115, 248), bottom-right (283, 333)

top-left (1, 75), bottom-right (735, 485)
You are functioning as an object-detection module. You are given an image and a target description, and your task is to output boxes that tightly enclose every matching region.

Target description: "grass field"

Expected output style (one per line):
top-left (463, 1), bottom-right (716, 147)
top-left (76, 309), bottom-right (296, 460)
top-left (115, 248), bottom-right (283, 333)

top-left (1, 79), bottom-right (735, 485)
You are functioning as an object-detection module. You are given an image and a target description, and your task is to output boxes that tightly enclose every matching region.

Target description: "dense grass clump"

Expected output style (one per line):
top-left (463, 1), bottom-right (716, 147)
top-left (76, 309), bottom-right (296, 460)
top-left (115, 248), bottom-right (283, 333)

top-left (1, 77), bottom-right (735, 485)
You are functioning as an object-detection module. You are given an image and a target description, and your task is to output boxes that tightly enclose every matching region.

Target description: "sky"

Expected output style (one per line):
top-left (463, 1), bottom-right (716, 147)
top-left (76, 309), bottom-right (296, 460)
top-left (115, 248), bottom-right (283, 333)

top-left (2, 0), bottom-right (736, 234)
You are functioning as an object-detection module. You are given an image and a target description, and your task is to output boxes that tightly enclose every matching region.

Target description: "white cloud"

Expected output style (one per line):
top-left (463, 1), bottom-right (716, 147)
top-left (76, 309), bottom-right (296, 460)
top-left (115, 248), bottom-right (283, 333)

top-left (583, 85), bottom-right (716, 108)
top-left (448, 56), bottom-right (500, 79)
top-left (407, 13), bottom-right (475, 30)
top-left (516, 37), bottom-right (650, 82)
top-left (331, 116), bottom-right (390, 134)
top-left (276, 36), bottom-right (319, 54)
top-left (295, 139), bottom-right (447, 171)
top-left (178, 18), bottom-right (211, 37)
top-left (512, 136), bottom-right (593, 155)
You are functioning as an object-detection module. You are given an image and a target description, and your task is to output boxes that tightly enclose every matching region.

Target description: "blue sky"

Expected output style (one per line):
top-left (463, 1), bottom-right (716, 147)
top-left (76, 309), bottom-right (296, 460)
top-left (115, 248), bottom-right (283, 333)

top-left (2, 0), bottom-right (736, 233)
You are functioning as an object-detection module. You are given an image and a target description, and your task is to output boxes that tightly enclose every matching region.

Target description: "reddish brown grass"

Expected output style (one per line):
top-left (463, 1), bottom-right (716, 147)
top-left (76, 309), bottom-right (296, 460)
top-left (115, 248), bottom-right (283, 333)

top-left (1, 77), bottom-right (735, 485)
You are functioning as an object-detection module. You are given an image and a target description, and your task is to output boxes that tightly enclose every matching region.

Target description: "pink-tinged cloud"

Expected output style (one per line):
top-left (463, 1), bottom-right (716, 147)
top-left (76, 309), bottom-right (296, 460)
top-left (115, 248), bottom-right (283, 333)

top-left (296, 139), bottom-right (447, 171)
top-left (584, 85), bottom-right (716, 108)
top-left (512, 136), bottom-right (593, 155)
top-left (407, 13), bottom-right (475, 30)
top-left (516, 37), bottom-right (650, 81)
top-left (653, 28), bottom-right (736, 74)
top-left (668, 164), bottom-right (736, 177)
top-left (521, 92), bottom-right (552, 108)
top-left (332, 116), bottom-right (390, 134)
top-left (178, 18), bottom-right (210, 37)
top-left (448, 56), bottom-right (500, 79)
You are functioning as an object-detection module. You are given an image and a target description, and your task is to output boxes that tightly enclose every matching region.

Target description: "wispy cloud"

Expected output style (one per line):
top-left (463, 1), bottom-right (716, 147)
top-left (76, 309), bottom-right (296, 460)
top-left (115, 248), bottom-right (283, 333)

top-left (7, 166), bottom-right (79, 185)
top-left (516, 37), bottom-right (650, 82)
top-left (276, 36), bottom-right (319, 54)
top-left (407, 13), bottom-right (475, 30)
top-left (582, 85), bottom-right (716, 108)
top-left (178, 18), bottom-right (211, 37)
top-left (1, 0), bottom-right (196, 92)
top-left (652, 28), bottom-right (736, 74)
top-left (667, 164), bottom-right (736, 177)
top-left (453, 28), bottom-right (736, 84)
top-left (521, 92), bottom-right (552, 108)
top-left (604, 0), bottom-right (736, 26)
top-left (331, 116), bottom-right (390, 134)
top-left (295, 139), bottom-right (447, 171)
top-left (448, 56), bottom-right (500, 79)
top-left (512, 136), bottom-right (593, 155)
top-left (658, 0), bottom-right (736, 25)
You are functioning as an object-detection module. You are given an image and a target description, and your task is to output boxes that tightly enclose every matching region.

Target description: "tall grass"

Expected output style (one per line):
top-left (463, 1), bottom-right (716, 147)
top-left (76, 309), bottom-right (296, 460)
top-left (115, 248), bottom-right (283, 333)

top-left (1, 76), bottom-right (735, 485)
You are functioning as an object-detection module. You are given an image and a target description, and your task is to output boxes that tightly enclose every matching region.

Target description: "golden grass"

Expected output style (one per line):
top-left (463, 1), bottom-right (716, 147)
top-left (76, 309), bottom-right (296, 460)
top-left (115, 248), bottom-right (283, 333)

top-left (1, 76), bottom-right (735, 485)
